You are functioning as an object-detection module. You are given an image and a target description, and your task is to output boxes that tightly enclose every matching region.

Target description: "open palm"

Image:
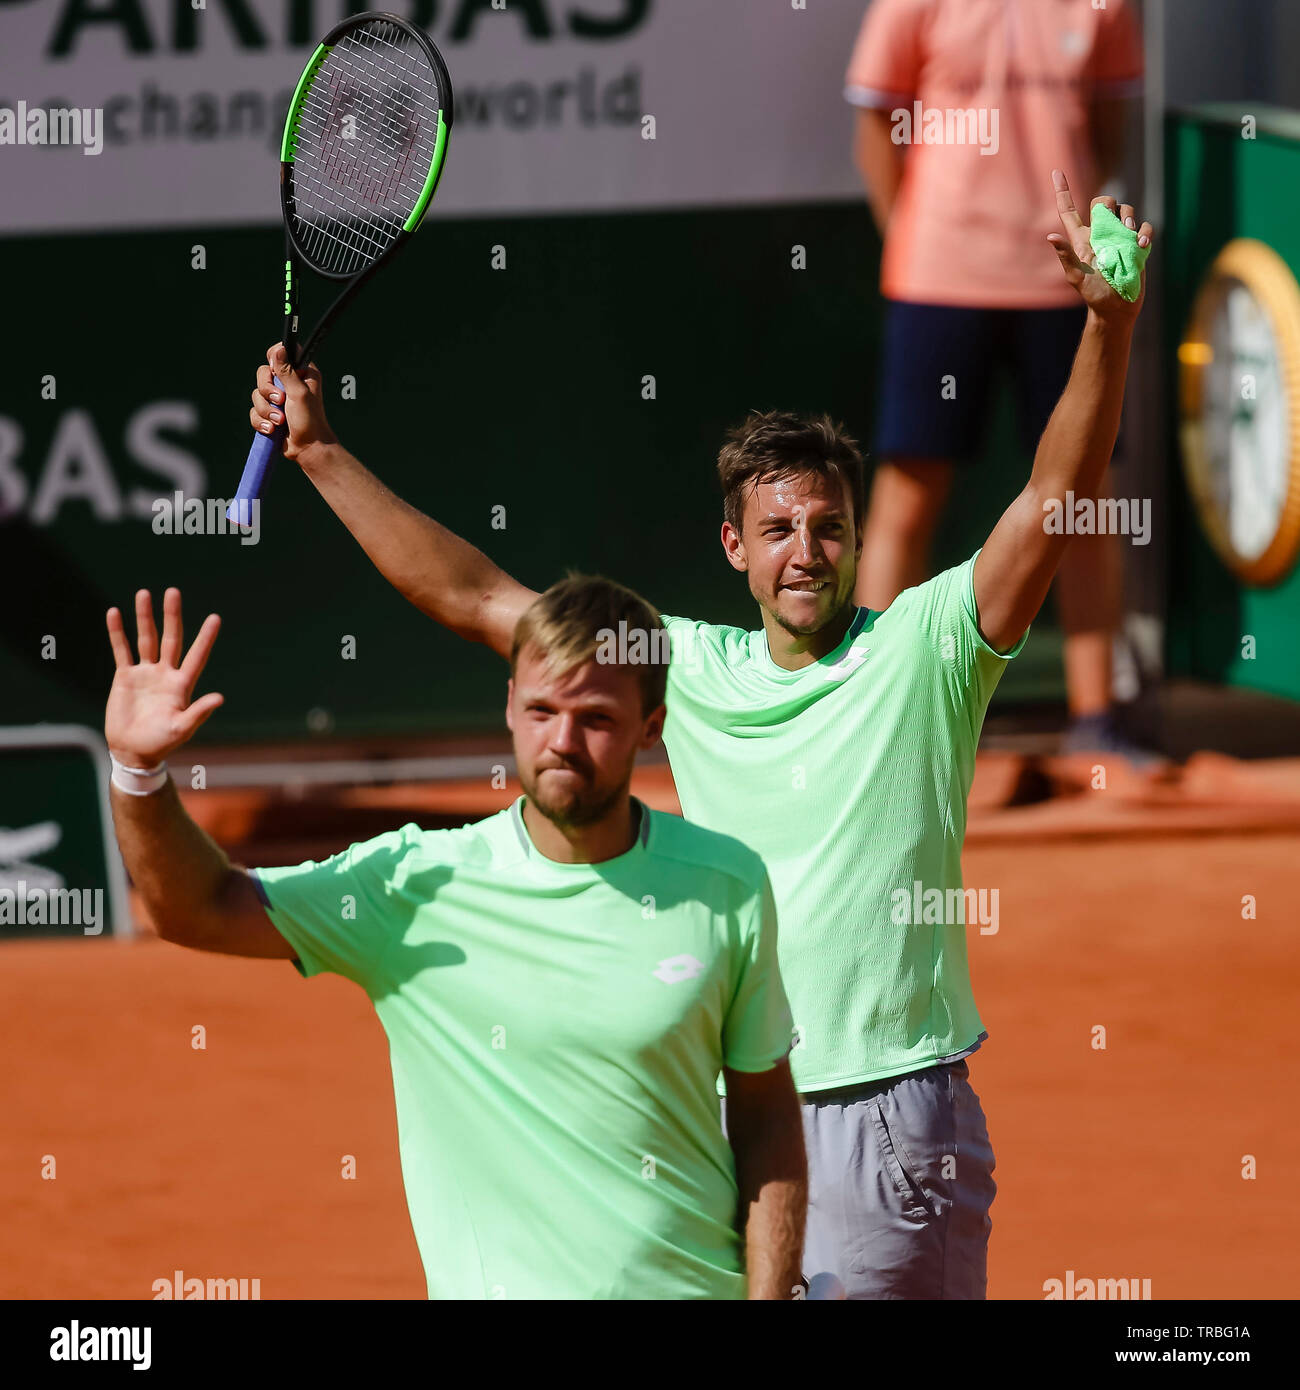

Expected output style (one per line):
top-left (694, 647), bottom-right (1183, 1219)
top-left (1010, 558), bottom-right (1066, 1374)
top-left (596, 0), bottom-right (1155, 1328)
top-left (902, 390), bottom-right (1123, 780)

top-left (1046, 169), bottom-right (1154, 318)
top-left (105, 589), bottom-right (224, 767)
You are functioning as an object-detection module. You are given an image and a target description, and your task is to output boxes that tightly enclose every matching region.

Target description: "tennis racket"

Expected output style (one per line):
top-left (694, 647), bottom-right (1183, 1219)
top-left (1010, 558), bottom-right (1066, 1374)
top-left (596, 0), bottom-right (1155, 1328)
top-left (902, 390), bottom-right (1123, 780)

top-left (228, 11), bottom-right (453, 526)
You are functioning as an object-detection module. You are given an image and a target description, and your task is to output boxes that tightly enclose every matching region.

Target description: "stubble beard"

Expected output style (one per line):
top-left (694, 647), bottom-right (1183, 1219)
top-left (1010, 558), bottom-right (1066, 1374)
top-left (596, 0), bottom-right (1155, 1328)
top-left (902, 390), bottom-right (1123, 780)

top-left (769, 583), bottom-right (853, 638)
top-left (521, 764), bottom-right (628, 830)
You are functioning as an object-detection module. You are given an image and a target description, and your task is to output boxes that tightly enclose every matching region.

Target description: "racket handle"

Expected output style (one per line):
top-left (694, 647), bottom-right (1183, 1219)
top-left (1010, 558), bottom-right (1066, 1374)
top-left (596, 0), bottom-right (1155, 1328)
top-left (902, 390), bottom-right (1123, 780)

top-left (227, 373), bottom-right (286, 527)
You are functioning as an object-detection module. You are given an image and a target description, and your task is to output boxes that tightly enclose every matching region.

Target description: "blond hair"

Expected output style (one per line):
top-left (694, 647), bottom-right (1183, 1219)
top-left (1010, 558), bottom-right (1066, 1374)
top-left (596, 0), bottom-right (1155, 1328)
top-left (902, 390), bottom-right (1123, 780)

top-left (510, 573), bottom-right (669, 714)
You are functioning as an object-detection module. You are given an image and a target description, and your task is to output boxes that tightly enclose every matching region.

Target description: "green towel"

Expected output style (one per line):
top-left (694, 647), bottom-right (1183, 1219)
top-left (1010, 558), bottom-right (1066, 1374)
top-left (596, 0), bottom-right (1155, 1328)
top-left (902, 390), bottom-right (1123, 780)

top-left (1089, 203), bottom-right (1149, 302)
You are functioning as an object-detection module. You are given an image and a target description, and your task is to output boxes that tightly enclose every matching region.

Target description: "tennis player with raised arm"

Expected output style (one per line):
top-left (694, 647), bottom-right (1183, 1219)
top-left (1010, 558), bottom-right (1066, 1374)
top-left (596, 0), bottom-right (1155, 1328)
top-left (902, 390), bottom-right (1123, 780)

top-left (248, 172), bottom-right (1152, 1298)
top-left (105, 577), bottom-right (806, 1299)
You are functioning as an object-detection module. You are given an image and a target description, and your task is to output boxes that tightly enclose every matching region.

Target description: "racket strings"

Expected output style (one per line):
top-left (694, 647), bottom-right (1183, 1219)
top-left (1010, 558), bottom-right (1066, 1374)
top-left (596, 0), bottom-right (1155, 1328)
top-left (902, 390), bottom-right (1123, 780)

top-left (290, 18), bottom-right (444, 276)
top-left (298, 26), bottom-right (439, 220)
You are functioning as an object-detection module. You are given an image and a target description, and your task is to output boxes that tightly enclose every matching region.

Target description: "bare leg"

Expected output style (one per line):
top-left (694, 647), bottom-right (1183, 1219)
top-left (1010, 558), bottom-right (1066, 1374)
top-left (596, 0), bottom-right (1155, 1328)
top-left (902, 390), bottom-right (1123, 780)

top-left (1054, 471), bottom-right (1123, 718)
top-left (1053, 471), bottom-right (1163, 761)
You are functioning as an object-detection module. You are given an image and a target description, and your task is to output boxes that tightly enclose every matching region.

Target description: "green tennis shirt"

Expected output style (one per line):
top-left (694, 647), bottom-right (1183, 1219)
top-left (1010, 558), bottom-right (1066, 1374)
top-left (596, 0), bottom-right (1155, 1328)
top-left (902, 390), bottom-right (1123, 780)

top-left (661, 553), bottom-right (1026, 1093)
top-left (254, 797), bottom-right (793, 1300)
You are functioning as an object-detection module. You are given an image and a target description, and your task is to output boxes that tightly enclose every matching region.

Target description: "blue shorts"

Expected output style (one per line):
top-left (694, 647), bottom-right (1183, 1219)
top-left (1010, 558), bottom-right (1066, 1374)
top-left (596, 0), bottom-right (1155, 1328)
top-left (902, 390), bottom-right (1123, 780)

top-left (873, 300), bottom-right (1090, 464)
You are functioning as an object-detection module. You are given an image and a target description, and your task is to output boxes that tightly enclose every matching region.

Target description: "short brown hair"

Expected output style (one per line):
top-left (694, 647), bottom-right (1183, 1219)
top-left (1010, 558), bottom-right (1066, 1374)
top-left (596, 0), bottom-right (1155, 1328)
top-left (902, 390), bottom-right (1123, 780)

top-left (717, 409), bottom-right (864, 532)
top-left (511, 573), bottom-right (668, 714)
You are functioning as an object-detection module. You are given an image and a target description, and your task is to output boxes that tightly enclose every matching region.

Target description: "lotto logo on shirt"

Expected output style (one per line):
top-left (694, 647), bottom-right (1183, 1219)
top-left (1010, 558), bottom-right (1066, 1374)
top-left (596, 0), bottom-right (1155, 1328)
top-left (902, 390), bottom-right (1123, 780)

top-left (821, 648), bottom-right (869, 682)
top-left (653, 953), bottom-right (706, 984)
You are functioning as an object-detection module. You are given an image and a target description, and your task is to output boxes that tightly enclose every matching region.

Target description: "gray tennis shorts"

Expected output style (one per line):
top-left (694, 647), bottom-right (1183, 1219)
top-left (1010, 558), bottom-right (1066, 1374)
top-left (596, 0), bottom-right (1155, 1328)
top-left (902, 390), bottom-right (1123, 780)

top-left (724, 1059), bottom-right (996, 1299)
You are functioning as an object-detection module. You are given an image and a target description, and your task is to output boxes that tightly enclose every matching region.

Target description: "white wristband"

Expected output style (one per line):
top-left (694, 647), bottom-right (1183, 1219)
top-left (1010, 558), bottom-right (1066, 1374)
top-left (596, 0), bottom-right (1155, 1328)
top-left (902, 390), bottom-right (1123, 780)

top-left (110, 754), bottom-right (169, 797)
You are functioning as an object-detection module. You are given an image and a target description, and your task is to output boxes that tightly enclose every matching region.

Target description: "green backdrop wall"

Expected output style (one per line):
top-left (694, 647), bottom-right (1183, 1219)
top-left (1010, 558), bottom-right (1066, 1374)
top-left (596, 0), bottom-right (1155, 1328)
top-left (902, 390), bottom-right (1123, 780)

top-left (0, 203), bottom-right (1062, 743)
top-left (1164, 105), bottom-right (1300, 701)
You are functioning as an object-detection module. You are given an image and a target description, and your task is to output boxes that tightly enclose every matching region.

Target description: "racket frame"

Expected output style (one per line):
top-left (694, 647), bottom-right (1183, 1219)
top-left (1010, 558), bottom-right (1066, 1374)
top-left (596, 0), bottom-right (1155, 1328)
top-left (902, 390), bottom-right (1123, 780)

top-left (280, 12), bottom-right (454, 366)
top-left (228, 12), bottom-right (452, 526)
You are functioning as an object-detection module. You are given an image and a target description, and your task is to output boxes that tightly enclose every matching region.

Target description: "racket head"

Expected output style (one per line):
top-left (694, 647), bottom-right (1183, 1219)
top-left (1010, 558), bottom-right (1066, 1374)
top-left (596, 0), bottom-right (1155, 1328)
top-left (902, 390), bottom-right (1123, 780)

top-left (279, 11), bottom-right (452, 282)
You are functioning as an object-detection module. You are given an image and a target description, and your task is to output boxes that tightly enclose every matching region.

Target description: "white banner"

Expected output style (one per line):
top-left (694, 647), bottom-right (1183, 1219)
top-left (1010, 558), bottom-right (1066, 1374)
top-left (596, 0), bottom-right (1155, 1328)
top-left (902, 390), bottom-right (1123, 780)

top-left (0, 0), bottom-right (868, 233)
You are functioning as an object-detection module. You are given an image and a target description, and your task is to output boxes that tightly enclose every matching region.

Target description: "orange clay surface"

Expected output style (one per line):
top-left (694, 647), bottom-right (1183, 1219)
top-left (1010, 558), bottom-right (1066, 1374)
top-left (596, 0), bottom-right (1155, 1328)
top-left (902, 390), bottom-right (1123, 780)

top-left (2, 774), bottom-right (1296, 1300)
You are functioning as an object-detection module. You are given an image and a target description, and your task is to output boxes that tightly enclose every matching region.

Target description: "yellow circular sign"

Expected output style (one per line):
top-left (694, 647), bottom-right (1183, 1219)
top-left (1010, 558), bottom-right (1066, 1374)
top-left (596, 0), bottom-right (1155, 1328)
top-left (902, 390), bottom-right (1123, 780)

top-left (1179, 238), bottom-right (1300, 586)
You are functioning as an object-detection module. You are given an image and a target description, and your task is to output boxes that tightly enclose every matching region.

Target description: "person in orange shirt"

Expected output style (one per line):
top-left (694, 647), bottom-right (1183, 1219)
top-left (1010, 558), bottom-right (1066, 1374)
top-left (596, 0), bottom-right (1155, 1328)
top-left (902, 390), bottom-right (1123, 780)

top-left (846, 0), bottom-right (1147, 756)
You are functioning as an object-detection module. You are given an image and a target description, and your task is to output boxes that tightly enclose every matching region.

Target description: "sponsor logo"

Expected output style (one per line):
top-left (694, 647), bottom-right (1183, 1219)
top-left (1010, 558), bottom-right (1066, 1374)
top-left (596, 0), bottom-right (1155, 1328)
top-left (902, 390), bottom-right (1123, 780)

top-left (652, 953), bottom-right (704, 985)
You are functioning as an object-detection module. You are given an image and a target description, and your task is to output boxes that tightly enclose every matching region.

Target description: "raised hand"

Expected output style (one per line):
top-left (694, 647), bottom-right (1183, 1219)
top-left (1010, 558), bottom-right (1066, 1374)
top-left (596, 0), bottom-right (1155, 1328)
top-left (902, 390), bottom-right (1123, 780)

top-left (1047, 168), bottom-right (1154, 319)
top-left (105, 588), bottom-right (224, 767)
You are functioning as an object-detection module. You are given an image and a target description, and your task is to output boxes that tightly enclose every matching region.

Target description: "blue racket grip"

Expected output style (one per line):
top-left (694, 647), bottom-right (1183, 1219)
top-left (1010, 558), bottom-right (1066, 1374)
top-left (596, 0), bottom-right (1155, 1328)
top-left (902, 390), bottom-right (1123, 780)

top-left (227, 373), bottom-right (286, 527)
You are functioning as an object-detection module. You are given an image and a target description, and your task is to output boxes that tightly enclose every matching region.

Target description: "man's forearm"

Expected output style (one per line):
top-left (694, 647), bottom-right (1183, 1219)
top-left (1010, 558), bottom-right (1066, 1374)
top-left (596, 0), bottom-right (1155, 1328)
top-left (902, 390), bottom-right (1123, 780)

top-left (110, 780), bottom-right (235, 942)
top-left (296, 440), bottom-right (517, 644)
top-left (972, 175), bottom-right (1148, 649)
top-left (1030, 311), bottom-right (1133, 502)
top-left (732, 1121), bottom-right (807, 1299)
top-left (971, 312), bottom-right (1135, 648)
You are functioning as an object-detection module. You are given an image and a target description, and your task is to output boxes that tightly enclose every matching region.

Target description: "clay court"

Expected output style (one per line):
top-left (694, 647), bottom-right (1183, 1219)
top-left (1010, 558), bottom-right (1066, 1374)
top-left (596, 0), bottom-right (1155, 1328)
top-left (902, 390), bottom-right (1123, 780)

top-left (2, 747), bottom-right (1296, 1301)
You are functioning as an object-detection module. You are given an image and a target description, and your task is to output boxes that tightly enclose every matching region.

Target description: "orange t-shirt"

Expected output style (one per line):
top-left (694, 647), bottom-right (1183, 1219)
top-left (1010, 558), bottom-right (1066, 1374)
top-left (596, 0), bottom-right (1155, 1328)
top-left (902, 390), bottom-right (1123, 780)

top-left (845, 0), bottom-right (1144, 308)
